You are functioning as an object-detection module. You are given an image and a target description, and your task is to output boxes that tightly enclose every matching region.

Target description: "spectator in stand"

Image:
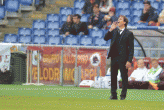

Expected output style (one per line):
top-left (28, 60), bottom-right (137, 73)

top-left (88, 4), bottom-right (104, 29)
top-left (102, 7), bottom-right (118, 29)
top-left (144, 58), bottom-right (163, 83)
top-left (59, 15), bottom-right (74, 36)
top-left (138, 1), bottom-right (160, 26)
top-left (128, 59), bottom-right (148, 81)
top-left (82, 0), bottom-right (99, 14)
top-left (99, 0), bottom-right (112, 14)
top-left (71, 14), bottom-right (88, 35)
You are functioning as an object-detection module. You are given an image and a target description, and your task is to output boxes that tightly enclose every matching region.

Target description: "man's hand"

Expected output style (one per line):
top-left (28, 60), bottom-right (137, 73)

top-left (88, 25), bottom-right (93, 29)
top-left (130, 77), bottom-right (136, 81)
top-left (109, 21), bottom-right (118, 31)
top-left (125, 61), bottom-right (131, 69)
top-left (138, 21), bottom-right (146, 23)
top-left (81, 11), bottom-right (84, 14)
top-left (65, 32), bottom-right (69, 36)
top-left (143, 7), bottom-right (147, 14)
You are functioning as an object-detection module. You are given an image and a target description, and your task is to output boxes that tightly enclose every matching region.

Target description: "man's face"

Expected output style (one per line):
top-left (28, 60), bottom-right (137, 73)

top-left (108, 11), bottom-right (114, 17)
top-left (144, 4), bottom-right (150, 11)
top-left (67, 16), bottom-right (71, 22)
top-left (151, 61), bottom-right (158, 68)
top-left (73, 16), bottom-right (78, 23)
top-left (117, 16), bottom-right (126, 27)
top-left (137, 60), bottom-right (145, 68)
top-left (93, 7), bottom-right (99, 13)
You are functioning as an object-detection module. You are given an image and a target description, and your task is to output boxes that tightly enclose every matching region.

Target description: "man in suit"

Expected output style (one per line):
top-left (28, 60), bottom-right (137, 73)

top-left (104, 15), bottom-right (134, 100)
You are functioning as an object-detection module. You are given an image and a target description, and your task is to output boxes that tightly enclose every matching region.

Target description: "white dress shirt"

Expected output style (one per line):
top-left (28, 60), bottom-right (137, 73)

top-left (128, 66), bottom-right (148, 81)
top-left (119, 28), bottom-right (125, 35)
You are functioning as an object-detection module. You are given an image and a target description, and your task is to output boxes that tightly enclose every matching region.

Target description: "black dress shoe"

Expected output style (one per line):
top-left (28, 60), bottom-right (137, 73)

top-left (109, 96), bottom-right (118, 100)
top-left (120, 97), bottom-right (126, 100)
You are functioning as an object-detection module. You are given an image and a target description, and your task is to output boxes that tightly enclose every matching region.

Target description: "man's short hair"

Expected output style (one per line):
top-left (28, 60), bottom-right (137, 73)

top-left (119, 15), bottom-right (129, 27)
top-left (143, 1), bottom-right (151, 5)
top-left (93, 3), bottom-right (99, 8)
top-left (73, 14), bottom-right (81, 19)
top-left (151, 58), bottom-right (158, 63)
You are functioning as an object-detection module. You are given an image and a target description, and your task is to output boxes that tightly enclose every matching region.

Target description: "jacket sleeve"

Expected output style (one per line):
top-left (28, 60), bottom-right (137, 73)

top-left (127, 32), bottom-right (134, 63)
top-left (83, 22), bottom-right (89, 35)
top-left (97, 15), bottom-right (105, 29)
top-left (148, 10), bottom-right (159, 22)
top-left (59, 23), bottom-right (65, 35)
top-left (82, 2), bottom-right (87, 14)
top-left (103, 29), bottom-right (114, 41)
top-left (140, 10), bottom-right (148, 21)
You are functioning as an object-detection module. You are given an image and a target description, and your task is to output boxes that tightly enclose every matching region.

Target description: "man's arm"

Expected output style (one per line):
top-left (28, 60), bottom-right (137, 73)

top-left (104, 21), bottom-right (117, 41)
top-left (140, 9), bottom-right (149, 21)
top-left (127, 32), bottom-right (134, 63)
top-left (83, 22), bottom-right (89, 35)
top-left (59, 23), bottom-right (66, 35)
top-left (148, 10), bottom-right (159, 22)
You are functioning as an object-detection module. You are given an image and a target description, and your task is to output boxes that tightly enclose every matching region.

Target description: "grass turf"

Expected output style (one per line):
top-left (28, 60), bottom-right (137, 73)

top-left (0, 85), bottom-right (163, 110)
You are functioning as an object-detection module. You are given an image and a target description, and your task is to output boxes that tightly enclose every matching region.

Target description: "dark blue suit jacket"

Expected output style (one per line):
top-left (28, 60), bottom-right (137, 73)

top-left (104, 28), bottom-right (134, 63)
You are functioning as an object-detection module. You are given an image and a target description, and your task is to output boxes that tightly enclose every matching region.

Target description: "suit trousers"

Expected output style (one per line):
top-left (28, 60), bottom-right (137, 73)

top-left (111, 56), bottom-right (128, 98)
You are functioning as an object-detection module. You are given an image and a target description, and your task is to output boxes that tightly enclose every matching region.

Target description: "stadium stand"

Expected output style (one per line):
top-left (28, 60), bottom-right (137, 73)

top-left (18, 28), bottom-right (32, 36)
top-left (80, 35), bottom-right (93, 46)
top-left (64, 35), bottom-right (79, 45)
top-left (33, 35), bottom-right (46, 44)
top-left (19, 0), bottom-right (35, 11)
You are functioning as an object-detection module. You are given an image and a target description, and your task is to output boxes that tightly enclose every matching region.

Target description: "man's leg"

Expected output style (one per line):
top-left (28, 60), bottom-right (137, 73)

top-left (110, 57), bottom-right (119, 97)
top-left (119, 61), bottom-right (128, 98)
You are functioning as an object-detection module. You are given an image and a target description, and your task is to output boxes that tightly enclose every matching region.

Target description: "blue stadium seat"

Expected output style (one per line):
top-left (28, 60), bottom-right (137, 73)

top-left (60, 21), bottom-right (65, 28)
top-left (47, 35), bottom-right (62, 45)
top-left (134, 50), bottom-right (139, 57)
top-left (160, 51), bottom-right (164, 57)
top-left (162, 3), bottom-right (164, 10)
top-left (118, 9), bottom-right (131, 17)
top-left (64, 35), bottom-right (79, 45)
top-left (47, 29), bottom-right (59, 37)
top-left (74, 0), bottom-right (85, 9)
top-left (133, 9), bottom-right (142, 17)
top-left (80, 36), bottom-right (93, 46)
top-left (151, 1), bottom-right (160, 10)
top-left (103, 29), bottom-right (108, 36)
top-left (33, 35), bottom-right (46, 44)
top-left (90, 29), bottom-right (104, 37)
top-left (60, 7), bottom-right (73, 15)
top-left (0, 6), bottom-right (5, 19)
top-left (20, 0), bottom-right (33, 6)
top-left (133, 17), bottom-right (140, 23)
top-left (60, 15), bottom-right (67, 22)
top-left (19, 35), bottom-right (32, 44)
top-left (47, 21), bottom-right (60, 30)
top-left (80, 14), bottom-right (89, 22)
top-left (46, 14), bottom-right (60, 22)
top-left (134, 39), bottom-right (140, 47)
top-left (5, 0), bottom-right (20, 12)
top-left (74, 8), bottom-right (82, 15)
top-left (33, 29), bottom-right (46, 36)
top-left (150, 50), bottom-right (158, 57)
top-left (3, 34), bottom-right (18, 43)
top-left (18, 28), bottom-right (32, 36)
top-left (33, 20), bottom-right (46, 29)
top-left (116, 1), bottom-right (130, 10)
top-left (35, 0), bottom-right (39, 5)
top-left (94, 37), bottom-right (110, 46)
top-left (126, 16), bottom-right (132, 23)
top-left (132, 1), bottom-right (144, 10)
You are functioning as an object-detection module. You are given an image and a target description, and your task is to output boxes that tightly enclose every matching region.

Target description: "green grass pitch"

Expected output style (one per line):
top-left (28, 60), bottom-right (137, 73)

top-left (0, 85), bottom-right (163, 110)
